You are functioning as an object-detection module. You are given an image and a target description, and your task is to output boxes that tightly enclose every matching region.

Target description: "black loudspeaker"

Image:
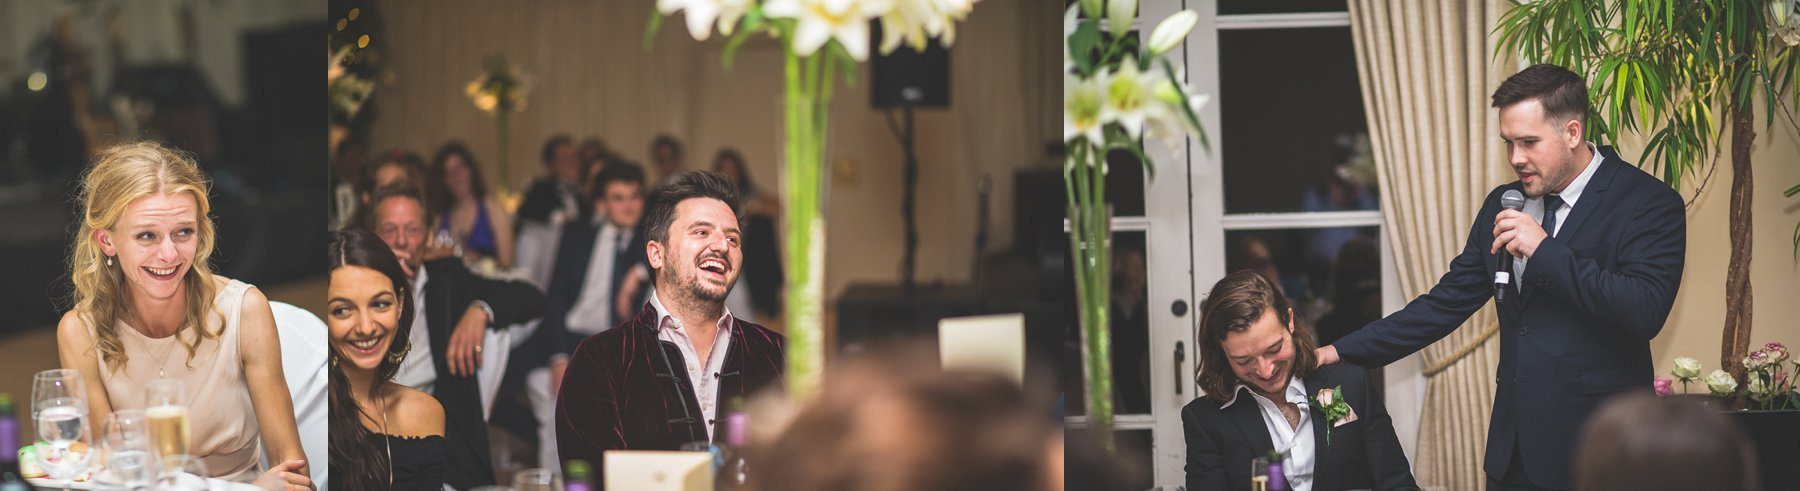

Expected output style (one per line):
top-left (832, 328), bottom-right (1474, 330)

top-left (870, 21), bottom-right (951, 108)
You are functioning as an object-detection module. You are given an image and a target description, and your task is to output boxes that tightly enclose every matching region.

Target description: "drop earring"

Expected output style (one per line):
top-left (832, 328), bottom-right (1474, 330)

top-left (106, 256), bottom-right (113, 267)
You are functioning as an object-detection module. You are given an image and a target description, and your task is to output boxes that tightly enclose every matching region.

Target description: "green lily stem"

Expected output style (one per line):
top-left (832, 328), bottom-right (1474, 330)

top-left (782, 40), bottom-right (831, 404)
top-left (1070, 140), bottom-right (1115, 453)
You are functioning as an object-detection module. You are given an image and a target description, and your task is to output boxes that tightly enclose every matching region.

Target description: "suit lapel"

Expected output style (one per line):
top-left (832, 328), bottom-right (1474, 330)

top-left (1524, 147), bottom-right (1619, 305)
top-left (1304, 371), bottom-right (1333, 489)
top-left (1226, 390), bottom-right (1276, 461)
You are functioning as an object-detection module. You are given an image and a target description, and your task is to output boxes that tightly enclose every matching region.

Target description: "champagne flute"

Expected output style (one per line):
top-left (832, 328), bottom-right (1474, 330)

top-left (158, 454), bottom-right (216, 491)
top-left (513, 468), bottom-right (561, 491)
top-left (144, 379), bottom-right (190, 459)
top-left (102, 409), bottom-right (157, 489)
top-left (1250, 456), bottom-right (1270, 491)
top-left (32, 369), bottom-right (91, 490)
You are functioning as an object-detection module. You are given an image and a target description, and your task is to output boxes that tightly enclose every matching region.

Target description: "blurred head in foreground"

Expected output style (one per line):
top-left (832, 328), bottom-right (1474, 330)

top-left (1573, 392), bottom-right (1759, 491)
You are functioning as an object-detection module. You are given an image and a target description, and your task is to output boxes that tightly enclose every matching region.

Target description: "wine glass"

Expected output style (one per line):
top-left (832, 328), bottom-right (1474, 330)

top-left (513, 468), bottom-right (561, 491)
top-left (32, 369), bottom-right (91, 490)
top-left (158, 454), bottom-right (215, 491)
top-left (1250, 456), bottom-right (1270, 491)
top-left (144, 379), bottom-right (190, 459)
top-left (102, 409), bottom-right (157, 489)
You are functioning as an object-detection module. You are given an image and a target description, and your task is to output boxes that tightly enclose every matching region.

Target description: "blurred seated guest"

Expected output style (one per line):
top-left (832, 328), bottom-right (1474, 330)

top-left (57, 141), bottom-right (312, 487)
top-left (650, 134), bottom-right (686, 186)
top-left (578, 136), bottom-right (610, 196)
top-left (748, 345), bottom-right (1059, 491)
top-left (327, 229), bottom-right (446, 490)
top-left (515, 134), bottom-right (586, 287)
top-left (1183, 269), bottom-right (1416, 491)
top-left (429, 141), bottom-right (516, 269)
top-left (365, 183), bottom-right (546, 489)
top-left (345, 149), bottom-right (429, 231)
top-left (496, 162), bottom-right (650, 468)
top-left (1573, 392), bottom-right (1759, 491)
top-left (557, 171), bottom-right (784, 488)
top-left (712, 149), bottom-right (782, 321)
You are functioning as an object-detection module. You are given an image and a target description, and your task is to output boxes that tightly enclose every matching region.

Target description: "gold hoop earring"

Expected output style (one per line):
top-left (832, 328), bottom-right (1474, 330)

top-left (386, 344), bottom-right (410, 364)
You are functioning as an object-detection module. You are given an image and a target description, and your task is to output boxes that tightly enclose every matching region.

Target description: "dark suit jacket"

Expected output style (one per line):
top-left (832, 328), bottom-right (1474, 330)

top-left (555, 304), bottom-right (785, 489)
top-left (515, 177), bottom-right (586, 227)
top-left (419, 258), bottom-right (547, 489)
top-left (1332, 147), bottom-right (1685, 488)
top-left (1183, 364), bottom-right (1417, 491)
top-left (497, 220), bottom-right (648, 411)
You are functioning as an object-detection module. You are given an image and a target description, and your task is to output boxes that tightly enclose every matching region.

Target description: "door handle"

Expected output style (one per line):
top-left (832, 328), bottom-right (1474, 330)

top-left (1174, 341), bottom-right (1186, 396)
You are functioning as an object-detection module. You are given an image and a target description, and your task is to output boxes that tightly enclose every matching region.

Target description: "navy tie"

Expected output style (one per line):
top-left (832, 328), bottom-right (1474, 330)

top-left (1541, 194), bottom-right (1564, 237)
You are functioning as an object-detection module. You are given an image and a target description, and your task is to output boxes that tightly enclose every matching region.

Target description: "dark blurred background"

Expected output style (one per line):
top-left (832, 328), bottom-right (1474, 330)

top-left (0, 0), bottom-right (325, 333)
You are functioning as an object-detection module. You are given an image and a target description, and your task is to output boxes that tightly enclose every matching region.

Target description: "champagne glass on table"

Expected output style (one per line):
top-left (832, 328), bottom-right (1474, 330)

top-left (102, 409), bottom-right (157, 489)
top-left (513, 468), bottom-right (561, 491)
top-left (1250, 456), bottom-right (1270, 491)
top-left (157, 454), bottom-right (216, 491)
top-left (32, 369), bottom-right (91, 490)
top-left (144, 379), bottom-right (189, 460)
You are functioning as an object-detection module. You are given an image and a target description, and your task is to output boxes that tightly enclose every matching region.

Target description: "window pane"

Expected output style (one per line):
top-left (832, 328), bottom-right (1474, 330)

top-left (1062, 231), bottom-right (1152, 416)
top-left (1222, 227), bottom-right (1380, 346)
top-left (1219, 0), bottom-right (1348, 15)
top-left (1218, 27), bottom-right (1374, 214)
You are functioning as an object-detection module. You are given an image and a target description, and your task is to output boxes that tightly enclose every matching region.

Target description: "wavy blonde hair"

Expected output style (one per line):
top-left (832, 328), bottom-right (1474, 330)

top-left (69, 141), bottom-right (221, 371)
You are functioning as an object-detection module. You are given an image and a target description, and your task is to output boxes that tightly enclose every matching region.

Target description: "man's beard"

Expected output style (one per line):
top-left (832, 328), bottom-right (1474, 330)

top-left (661, 258), bottom-right (733, 304)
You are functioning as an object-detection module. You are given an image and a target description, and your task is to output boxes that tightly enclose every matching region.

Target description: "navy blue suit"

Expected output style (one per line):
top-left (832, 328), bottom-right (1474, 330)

top-left (1183, 364), bottom-right (1418, 491)
top-left (1332, 147), bottom-right (1684, 488)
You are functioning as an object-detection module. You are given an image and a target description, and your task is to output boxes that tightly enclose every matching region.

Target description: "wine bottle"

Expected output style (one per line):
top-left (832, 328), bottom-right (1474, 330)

top-left (716, 397), bottom-right (749, 490)
top-left (564, 459), bottom-right (594, 491)
top-left (0, 394), bottom-right (18, 479)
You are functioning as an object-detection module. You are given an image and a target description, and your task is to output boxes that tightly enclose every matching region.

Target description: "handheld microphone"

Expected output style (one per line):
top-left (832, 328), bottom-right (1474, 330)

top-left (1495, 189), bottom-right (1526, 302)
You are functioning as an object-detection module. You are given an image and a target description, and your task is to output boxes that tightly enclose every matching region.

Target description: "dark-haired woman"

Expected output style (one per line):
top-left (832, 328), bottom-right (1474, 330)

top-left (429, 141), bottom-right (515, 269)
top-left (327, 228), bottom-right (446, 490)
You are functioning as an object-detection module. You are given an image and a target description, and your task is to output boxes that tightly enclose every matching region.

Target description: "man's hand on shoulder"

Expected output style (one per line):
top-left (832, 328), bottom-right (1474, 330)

top-left (1315, 345), bottom-right (1340, 368)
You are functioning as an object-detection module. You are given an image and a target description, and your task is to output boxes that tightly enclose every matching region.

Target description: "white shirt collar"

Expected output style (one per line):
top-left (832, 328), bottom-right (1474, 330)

top-left (1220, 375), bottom-right (1308, 409)
top-left (648, 290), bottom-right (732, 333)
top-left (1553, 142), bottom-right (1604, 207)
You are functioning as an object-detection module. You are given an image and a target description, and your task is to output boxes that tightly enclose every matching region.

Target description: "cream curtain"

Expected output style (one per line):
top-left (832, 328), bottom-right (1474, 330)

top-left (1347, 1), bottom-right (1516, 489)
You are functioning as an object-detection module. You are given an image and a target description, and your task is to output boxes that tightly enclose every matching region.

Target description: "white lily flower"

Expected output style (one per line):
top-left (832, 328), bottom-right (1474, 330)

top-left (764, 0), bottom-right (892, 61)
top-left (1107, 0), bottom-right (1137, 38)
top-left (1064, 73), bottom-right (1109, 146)
top-left (657, 0), bottom-right (752, 41)
top-left (1146, 10), bottom-right (1199, 57)
top-left (1100, 57), bottom-right (1162, 139)
top-left (1064, 4), bottom-right (1079, 73)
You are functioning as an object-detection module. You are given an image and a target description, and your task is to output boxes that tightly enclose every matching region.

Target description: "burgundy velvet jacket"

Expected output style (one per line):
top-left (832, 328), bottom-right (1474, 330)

top-left (555, 303), bottom-right (785, 487)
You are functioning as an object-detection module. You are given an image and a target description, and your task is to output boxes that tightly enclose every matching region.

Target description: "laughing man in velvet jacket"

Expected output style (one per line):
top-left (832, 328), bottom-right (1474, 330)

top-left (556, 171), bottom-right (785, 488)
top-left (1184, 270), bottom-right (1417, 491)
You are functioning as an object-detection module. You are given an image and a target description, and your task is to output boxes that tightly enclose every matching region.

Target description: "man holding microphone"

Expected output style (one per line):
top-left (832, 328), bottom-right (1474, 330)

top-left (1316, 64), bottom-right (1687, 490)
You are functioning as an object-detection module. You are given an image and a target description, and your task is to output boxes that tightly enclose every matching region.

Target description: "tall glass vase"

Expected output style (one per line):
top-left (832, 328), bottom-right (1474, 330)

top-left (1067, 141), bottom-right (1114, 452)
top-left (780, 47), bottom-right (835, 402)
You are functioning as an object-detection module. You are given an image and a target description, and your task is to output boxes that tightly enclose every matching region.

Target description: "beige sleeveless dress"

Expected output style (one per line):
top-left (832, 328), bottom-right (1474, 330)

top-left (95, 278), bottom-right (263, 481)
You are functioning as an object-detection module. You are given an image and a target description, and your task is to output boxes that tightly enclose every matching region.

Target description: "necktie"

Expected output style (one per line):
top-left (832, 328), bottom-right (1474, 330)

top-left (1541, 194), bottom-right (1564, 237)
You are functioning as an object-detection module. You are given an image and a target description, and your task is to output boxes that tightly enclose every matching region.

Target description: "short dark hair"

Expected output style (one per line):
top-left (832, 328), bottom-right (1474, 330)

top-left (429, 140), bottom-right (489, 211)
top-left (360, 149), bottom-right (427, 198)
top-left (1491, 63), bottom-right (1589, 128)
top-left (362, 181), bottom-right (432, 232)
top-left (651, 134), bottom-right (683, 161)
top-left (1574, 392), bottom-right (1761, 491)
top-left (1195, 269), bottom-right (1317, 402)
top-left (589, 161), bottom-right (646, 204)
top-left (643, 170), bottom-right (742, 251)
top-left (541, 134), bottom-right (574, 166)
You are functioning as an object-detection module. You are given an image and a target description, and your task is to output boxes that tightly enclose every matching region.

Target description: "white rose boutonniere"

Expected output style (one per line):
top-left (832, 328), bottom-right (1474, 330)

top-left (1310, 386), bottom-right (1356, 446)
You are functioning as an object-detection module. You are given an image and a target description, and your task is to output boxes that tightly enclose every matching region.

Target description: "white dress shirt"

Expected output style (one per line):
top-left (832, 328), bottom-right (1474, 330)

top-left (648, 291), bottom-right (733, 441)
top-left (1514, 142), bottom-right (1605, 285)
top-left (564, 222), bottom-right (628, 334)
top-left (394, 268), bottom-right (436, 394)
top-left (1221, 376), bottom-right (1315, 491)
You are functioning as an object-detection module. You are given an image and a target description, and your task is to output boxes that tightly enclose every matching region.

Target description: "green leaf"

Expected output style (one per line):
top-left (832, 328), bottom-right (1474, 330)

top-left (646, 9), bottom-right (665, 50)
top-left (1071, 20), bottom-right (1102, 77)
top-left (720, 9), bottom-right (768, 72)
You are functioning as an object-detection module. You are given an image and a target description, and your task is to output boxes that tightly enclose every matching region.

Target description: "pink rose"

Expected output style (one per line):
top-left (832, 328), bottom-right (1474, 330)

top-left (1653, 376), bottom-right (1674, 397)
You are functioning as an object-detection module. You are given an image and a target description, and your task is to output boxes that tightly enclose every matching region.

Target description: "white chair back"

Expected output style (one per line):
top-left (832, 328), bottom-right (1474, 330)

top-left (268, 301), bottom-right (329, 490)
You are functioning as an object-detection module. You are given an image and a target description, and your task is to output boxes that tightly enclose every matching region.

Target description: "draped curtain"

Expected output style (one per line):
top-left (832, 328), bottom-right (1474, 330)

top-left (1347, 1), bottom-right (1516, 489)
